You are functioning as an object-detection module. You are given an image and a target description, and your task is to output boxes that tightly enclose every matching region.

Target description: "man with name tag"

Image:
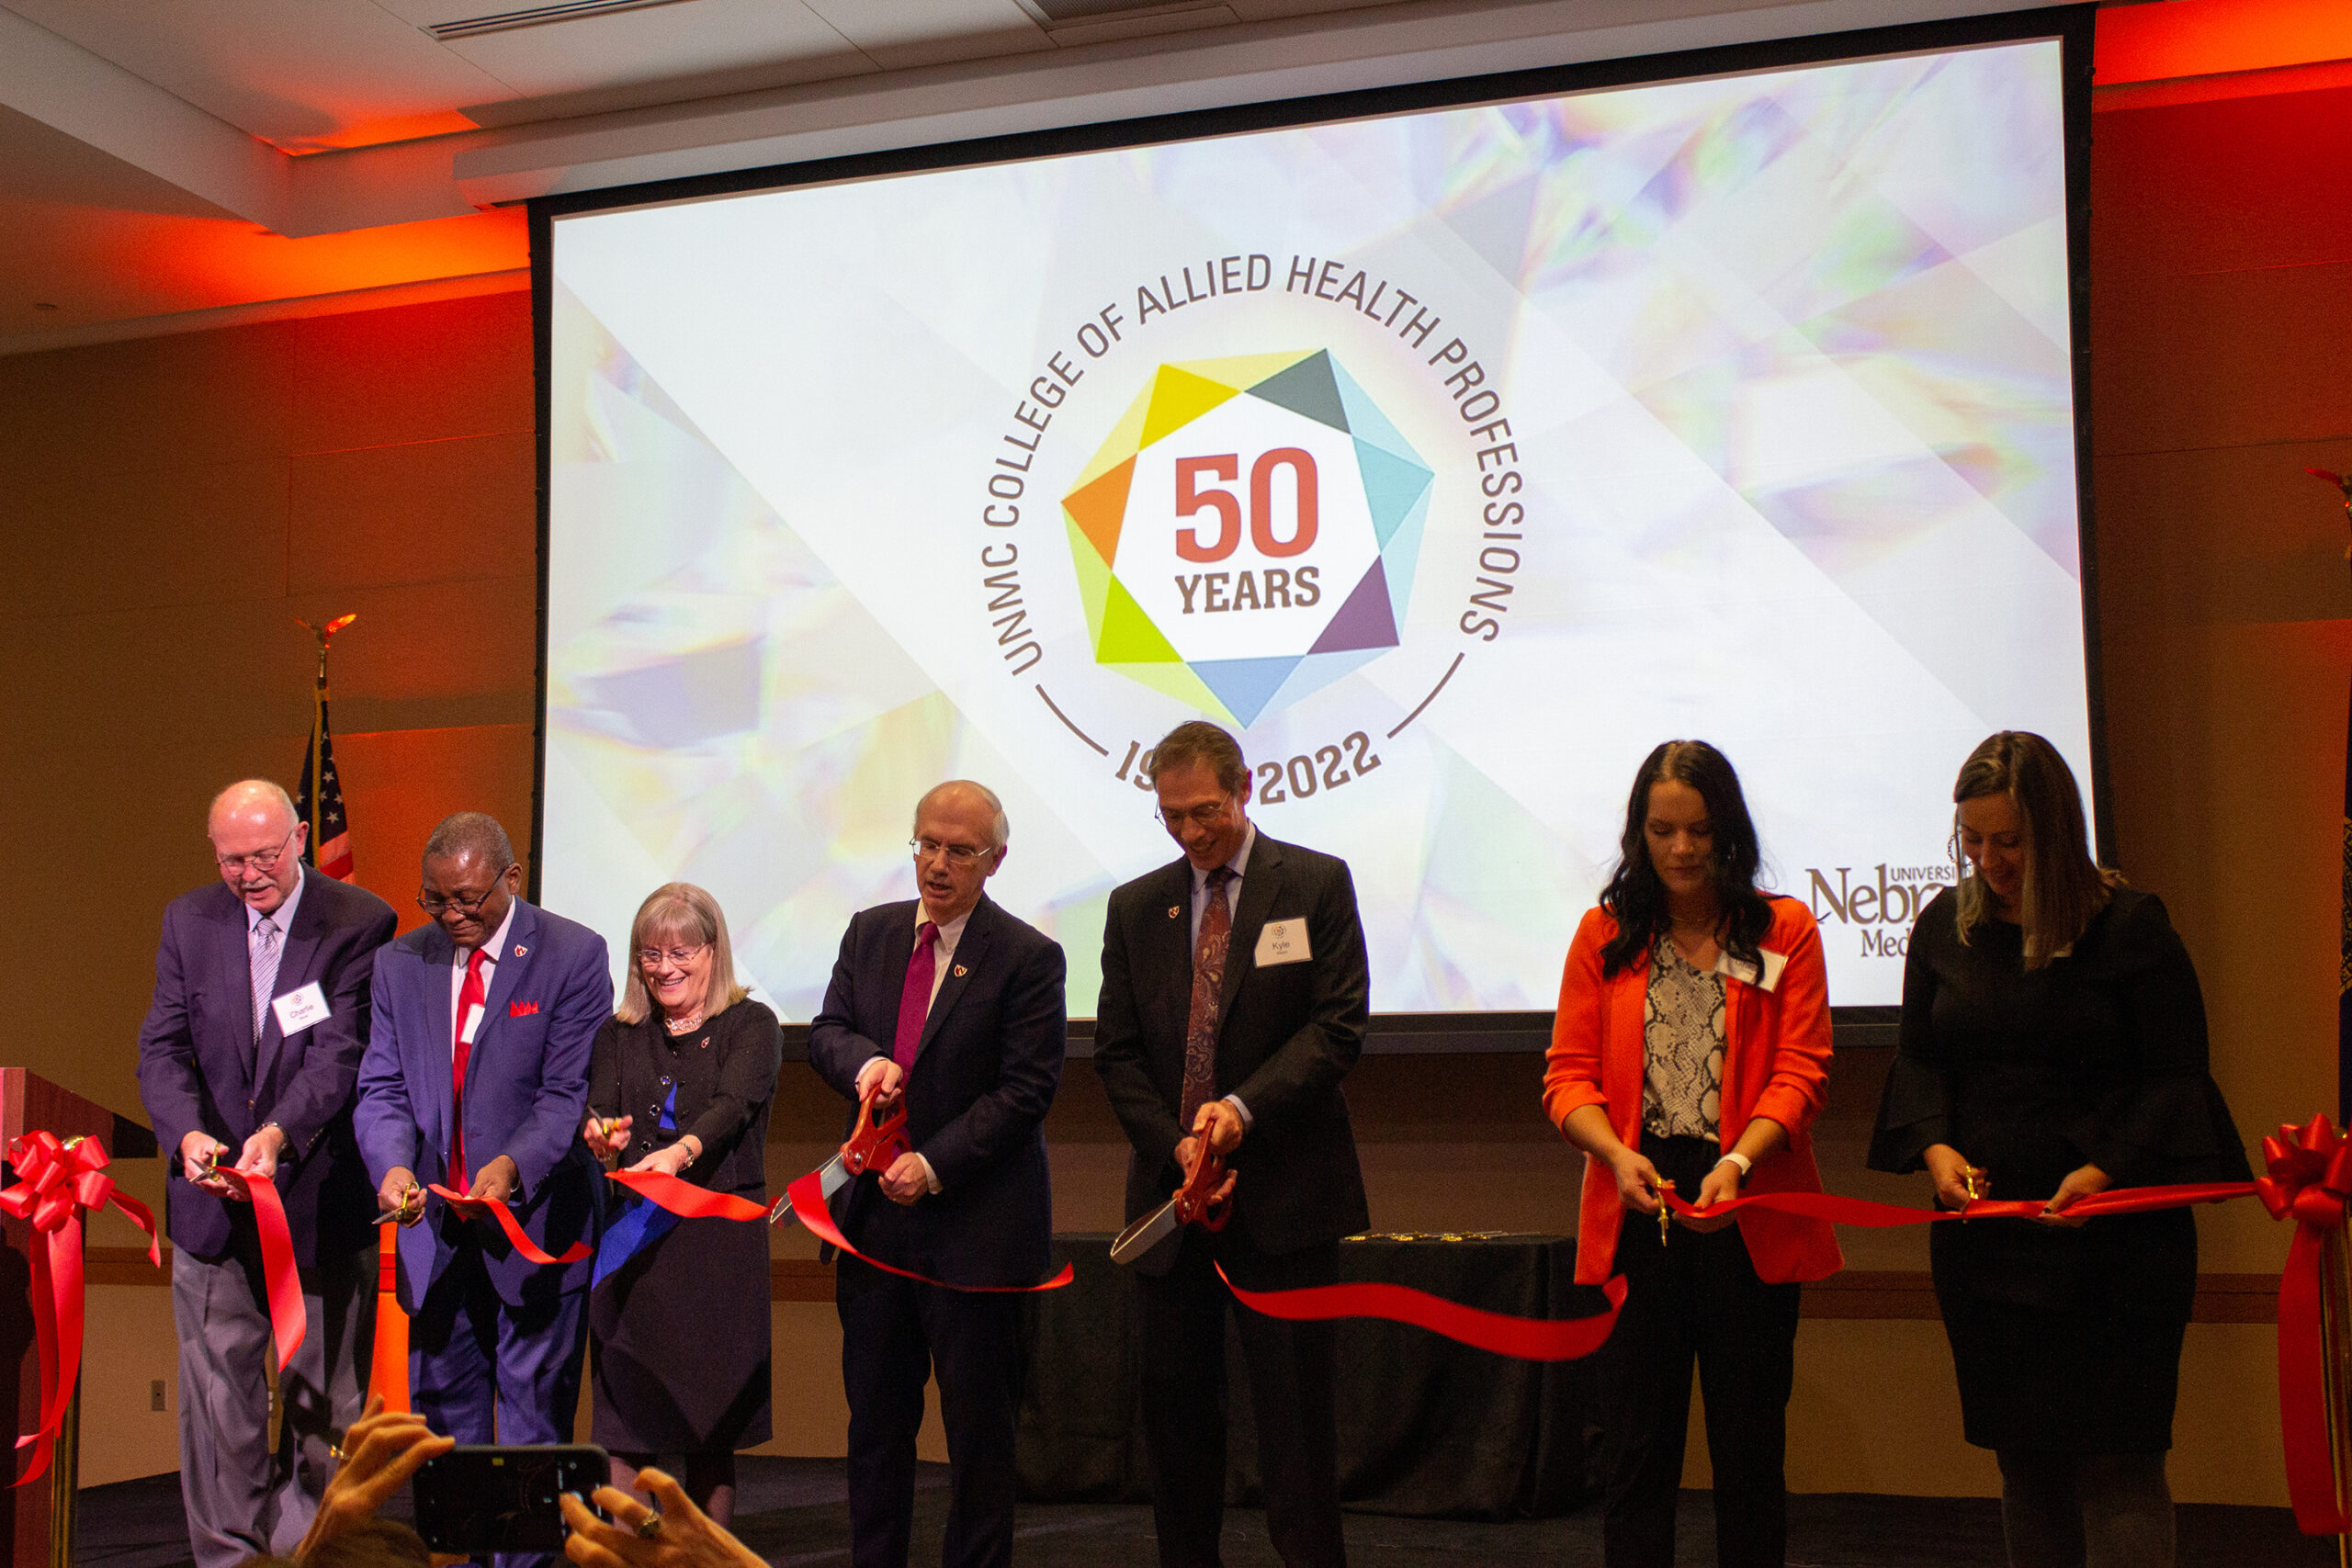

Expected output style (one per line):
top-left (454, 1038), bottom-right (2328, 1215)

top-left (355, 812), bottom-right (609, 1566)
top-left (137, 779), bottom-right (398, 1568)
top-left (1094, 720), bottom-right (1372, 1568)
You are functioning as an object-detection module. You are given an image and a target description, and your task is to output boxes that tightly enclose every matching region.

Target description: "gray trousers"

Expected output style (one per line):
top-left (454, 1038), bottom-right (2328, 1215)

top-left (173, 1235), bottom-right (375, 1568)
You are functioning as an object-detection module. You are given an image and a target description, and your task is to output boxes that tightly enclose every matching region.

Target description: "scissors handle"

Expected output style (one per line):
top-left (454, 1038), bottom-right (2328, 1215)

top-left (842, 1083), bottom-right (911, 1177)
top-left (1171, 1145), bottom-right (1235, 1233)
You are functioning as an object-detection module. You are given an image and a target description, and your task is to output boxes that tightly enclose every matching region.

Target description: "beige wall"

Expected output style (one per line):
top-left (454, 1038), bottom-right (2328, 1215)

top-left (6, 70), bottom-right (2347, 1506)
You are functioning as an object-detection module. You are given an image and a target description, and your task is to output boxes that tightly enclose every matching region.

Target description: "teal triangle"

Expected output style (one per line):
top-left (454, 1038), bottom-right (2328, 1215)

top-left (1247, 351), bottom-right (1350, 432)
top-left (1357, 439), bottom-right (1433, 547)
top-left (1189, 656), bottom-right (1304, 728)
top-left (1331, 362), bottom-right (1419, 461)
top-left (1378, 491), bottom-right (1432, 621)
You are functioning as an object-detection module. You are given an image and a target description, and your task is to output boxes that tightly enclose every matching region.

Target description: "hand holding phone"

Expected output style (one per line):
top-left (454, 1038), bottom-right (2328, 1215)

top-left (413, 1445), bottom-right (609, 1555)
top-left (557, 1467), bottom-right (767, 1568)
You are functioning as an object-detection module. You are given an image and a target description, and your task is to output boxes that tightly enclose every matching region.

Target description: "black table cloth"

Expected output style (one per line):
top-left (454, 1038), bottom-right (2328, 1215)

top-left (1014, 1233), bottom-right (1606, 1520)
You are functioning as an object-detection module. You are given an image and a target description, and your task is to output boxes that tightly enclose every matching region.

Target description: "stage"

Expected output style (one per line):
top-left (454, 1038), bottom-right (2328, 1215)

top-left (73, 1459), bottom-right (2330, 1568)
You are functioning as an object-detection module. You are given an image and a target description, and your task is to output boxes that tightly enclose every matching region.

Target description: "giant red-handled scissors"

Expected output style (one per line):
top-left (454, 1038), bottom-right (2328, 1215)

top-left (770, 1080), bottom-right (911, 1230)
top-left (1110, 1139), bottom-right (1236, 1265)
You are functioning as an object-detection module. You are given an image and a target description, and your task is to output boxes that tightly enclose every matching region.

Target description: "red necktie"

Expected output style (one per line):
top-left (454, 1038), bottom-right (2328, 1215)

top-left (1180, 867), bottom-right (1234, 1130)
top-left (451, 947), bottom-right (488, 1191)
top-left (892, 921), bottom-right (940, 1072)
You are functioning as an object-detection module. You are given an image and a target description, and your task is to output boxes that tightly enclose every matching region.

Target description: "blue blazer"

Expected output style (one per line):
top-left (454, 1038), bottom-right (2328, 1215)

top-left (355, 898), bottom-right (610, 1307)
top-left (808, 893), bottom-right (1066, 1287)
top-left (136, 873), bottom-right (398, 1268)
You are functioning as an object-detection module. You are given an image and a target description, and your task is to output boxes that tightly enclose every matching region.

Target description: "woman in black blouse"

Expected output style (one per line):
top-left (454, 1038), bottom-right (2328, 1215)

top-left (582, 883), bottom-right (783, 1526)
top-left (1869, 732), bottom-right (2246, 1568)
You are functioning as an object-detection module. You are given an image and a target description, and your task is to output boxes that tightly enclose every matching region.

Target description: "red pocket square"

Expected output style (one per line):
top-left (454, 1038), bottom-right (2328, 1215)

top-left (509, 1000), bottom-right (540, 1018)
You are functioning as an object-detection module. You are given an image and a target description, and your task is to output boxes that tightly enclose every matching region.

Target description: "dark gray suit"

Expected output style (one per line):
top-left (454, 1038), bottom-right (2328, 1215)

top-left (136, 869), bottom-right (396, 1568)
top-left (1094, 829), bottom-right (1369, 1568)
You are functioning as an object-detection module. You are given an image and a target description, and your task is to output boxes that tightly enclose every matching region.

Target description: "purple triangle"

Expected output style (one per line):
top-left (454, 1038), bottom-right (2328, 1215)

top-left (1308, 560), bottom-right (1400, 655)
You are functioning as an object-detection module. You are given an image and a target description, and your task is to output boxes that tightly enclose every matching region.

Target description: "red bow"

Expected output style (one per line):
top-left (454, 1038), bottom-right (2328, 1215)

top-left (2256, 1117), bottom-right (2352, 1533)
top-left (0, 1133), bottom-right (159, 1486)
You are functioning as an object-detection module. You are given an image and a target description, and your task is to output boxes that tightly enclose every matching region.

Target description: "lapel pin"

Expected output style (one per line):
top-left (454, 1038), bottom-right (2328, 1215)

top-left (1168, 906), bottom-right (1182, 919)
top-left (954, 964), bottom-right (968, 978)
top-left (514, 944), bottom-right (527, 958)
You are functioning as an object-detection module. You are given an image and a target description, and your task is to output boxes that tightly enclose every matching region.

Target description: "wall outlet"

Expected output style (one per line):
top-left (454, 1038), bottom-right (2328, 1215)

top-left (150, 1381), bottom-right (165, 1413)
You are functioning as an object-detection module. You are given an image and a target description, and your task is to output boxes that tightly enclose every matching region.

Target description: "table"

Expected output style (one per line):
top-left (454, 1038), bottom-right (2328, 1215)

top-left (1014, 1233), bottom-right (1607, 1520)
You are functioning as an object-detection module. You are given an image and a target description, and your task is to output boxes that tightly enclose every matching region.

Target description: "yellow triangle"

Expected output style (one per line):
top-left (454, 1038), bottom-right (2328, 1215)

top-left (1072, 380), bottom-right (1157, 491)
top-left (1181, 351), bottom-right (1316, 391)
top-left (1139, 367), bottom-right (1239, 449)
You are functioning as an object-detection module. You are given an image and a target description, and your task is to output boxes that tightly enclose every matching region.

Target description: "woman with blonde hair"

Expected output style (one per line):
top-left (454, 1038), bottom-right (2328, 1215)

top-left (1869, 732), bottom-right (2248, 1568)
top-left (582, 884), bottom-right (783, 1526)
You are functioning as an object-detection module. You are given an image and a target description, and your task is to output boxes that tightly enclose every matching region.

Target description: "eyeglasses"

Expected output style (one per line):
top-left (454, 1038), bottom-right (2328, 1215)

top-left (217, 824), bottom-right (298, 876)
top-left (417, 886), bottom-right (499, 917)
top-left (910, 838), bottom-right (994, 865)
top-left (637, 943), bottom-right (708, 969)
top-left (1155, 798), bottom-right (1234, 830)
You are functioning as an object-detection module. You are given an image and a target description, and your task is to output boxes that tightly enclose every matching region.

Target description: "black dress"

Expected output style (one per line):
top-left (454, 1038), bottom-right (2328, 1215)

top-left (1868, 886), bottom-right (2247, 1452)
top-left (586, 998), bottom-right (784, 1453)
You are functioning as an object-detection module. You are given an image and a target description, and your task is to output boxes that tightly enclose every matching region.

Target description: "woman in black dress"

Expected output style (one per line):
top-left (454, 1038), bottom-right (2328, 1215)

top-left (1869, 732), bottom-right (2247, 1568)
top-left (582, 883), bottom-right (783, 1525)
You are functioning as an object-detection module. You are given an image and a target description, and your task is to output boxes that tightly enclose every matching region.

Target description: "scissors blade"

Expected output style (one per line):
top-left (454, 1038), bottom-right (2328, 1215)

top-left (770, 1155), bottom-right (850, 1228)
top-left (1110, 1198), bottom-right (1182, 1266)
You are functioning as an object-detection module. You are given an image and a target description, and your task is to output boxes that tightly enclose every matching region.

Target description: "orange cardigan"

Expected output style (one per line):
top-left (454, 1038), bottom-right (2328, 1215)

top-left (1542, 897), bottom-right (1843, 1287)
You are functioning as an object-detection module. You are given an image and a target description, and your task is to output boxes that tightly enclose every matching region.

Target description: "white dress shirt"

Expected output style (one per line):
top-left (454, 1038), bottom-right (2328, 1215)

top-left (447, 900), bottom-right (518, 1061)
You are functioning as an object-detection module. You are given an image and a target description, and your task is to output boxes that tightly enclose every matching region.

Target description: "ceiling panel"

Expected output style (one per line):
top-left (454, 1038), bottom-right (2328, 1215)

top-left (799, 0), bottom-right (1050, 73)
top-left (435, 0), bottom-right (866, 99)
top-left (2, 0), bottom-right (513, 151)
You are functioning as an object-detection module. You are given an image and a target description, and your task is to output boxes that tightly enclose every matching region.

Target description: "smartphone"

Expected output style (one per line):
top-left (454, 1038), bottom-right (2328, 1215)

top-left (411, 1444), bottom-right (608, 1554)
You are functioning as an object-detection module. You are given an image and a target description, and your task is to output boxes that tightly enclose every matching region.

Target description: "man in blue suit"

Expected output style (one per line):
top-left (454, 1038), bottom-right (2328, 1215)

top-left (137, 779), bottom-right (397, 1568)
top-left (355, 811), bottom-right (608, 1552)
top-left (808, 780), bottom-right (1066, 1568)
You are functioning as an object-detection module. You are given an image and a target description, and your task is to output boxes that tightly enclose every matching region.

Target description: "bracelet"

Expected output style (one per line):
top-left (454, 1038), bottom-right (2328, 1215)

top-left (1715, 1150), bottom-right (1753, 1177)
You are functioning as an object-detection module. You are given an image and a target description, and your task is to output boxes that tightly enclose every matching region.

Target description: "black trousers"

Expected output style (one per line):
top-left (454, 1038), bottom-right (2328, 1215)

top-left (837, 1256), bottom-right (1023, 1568)
top-left (1136, 1231), bottom-right (1347, 1568)
top-left (1598, 1134), bottom-right (1803, 1568)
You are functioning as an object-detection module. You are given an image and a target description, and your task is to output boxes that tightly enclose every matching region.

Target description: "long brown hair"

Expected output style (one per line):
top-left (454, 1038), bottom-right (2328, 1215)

top-left (1951, 731), bottom-right (2116, 968)
top-left (616, 883), bottom-right (752, 1024)
top-left (1598, 740), bottom-right (1775, 979)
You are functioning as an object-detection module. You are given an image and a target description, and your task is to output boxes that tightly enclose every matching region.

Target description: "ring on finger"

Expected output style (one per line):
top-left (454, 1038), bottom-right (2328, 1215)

top-left (635, 1513), bottom-right (663, 1540)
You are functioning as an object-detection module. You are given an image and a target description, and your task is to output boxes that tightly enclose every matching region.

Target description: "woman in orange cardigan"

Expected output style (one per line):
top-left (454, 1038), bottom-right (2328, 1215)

top-left (1542, 740), bottom-right (1841, 1568)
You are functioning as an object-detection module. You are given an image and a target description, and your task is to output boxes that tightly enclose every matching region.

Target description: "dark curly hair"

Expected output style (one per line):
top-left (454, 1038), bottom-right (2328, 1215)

top-left (1597, 739), bottom-right (1775, 978)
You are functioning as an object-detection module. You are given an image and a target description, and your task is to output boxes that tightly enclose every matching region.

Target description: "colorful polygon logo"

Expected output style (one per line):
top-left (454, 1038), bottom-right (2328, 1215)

top-left (1060, 350), bottom-right (1433, 727)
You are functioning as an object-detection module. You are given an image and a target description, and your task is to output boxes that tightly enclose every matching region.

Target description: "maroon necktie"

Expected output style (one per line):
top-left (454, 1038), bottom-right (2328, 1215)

top-left (892, 921), bottom-right (940, 1072)
top-left (1180, 867), bottom-right (1234, 1130)
top-left (451, 947), bottom-right (488, 1191)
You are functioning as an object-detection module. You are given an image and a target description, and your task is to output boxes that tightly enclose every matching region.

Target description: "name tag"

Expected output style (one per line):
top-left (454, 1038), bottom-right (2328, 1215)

top-left (271, 982), bottom-right (330, 1036)
top-left (1254, 919), bottom-right (1311, 967)
top-left (459, 1003), bottom-right (485, 1045)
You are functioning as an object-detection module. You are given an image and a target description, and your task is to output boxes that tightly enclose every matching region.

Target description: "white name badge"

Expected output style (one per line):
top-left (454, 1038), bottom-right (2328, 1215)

top-left (271, 982), bottom-right (330, 1036)
top-left (458, 1003), bottom-right (485, 1045)
top-left (1254, 919), bottom-right (1312, 967)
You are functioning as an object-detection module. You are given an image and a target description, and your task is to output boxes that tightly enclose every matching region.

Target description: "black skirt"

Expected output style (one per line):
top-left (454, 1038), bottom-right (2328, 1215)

top-left (589, 1208), bottom-right (773, 1452)
top-left (1938, 1291), bottom-right (2186, 1453)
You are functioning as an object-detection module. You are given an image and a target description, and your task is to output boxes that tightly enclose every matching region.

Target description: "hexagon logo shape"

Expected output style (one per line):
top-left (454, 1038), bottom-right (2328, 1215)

top-left (1061, 350), bottom-right (1433, 727)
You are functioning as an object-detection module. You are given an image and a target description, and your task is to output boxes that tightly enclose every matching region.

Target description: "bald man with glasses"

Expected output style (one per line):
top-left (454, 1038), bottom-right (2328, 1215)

top-left (137, 780), bottom-right (397, 1568)
top-left (355, 813), bottom-right (611, 1568)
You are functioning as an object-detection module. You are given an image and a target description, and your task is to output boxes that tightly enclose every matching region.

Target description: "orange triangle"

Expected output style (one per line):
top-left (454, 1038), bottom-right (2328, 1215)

top-left (1063, 456), bottom-right (1135, 565)
top-left (1139, 367), bottom-right (1238, 448)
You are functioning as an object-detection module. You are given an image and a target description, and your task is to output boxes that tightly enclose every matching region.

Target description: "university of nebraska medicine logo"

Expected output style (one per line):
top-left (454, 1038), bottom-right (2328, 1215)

top-left (1059, 349), bottom-right (1432, 727)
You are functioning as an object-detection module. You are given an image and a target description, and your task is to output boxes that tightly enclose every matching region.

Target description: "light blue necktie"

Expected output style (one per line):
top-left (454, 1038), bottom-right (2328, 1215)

top-left (249, 916), bottom-right (282, 1044)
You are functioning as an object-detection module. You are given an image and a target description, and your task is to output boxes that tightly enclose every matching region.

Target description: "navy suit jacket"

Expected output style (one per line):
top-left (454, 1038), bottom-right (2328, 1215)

top-left (1093, 831), bottom-right (1371, 1258)
top-left (136, 872), bottom-right (398, 1268)
top-left (355, 899), bottom-right (610, 1308)
top-left (808, 893), bottom-right (1065, 1288)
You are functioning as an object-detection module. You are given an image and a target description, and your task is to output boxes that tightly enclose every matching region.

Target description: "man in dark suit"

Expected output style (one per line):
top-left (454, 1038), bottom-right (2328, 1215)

top-left (354, 812), bottom-right (609, 1567)
top-left (136, 779), bottom-right (398, 1568)
top-left (1094, 720), bottom-right (1371, 1568)
top-left (808, 780), bottom-right (1066, 1568)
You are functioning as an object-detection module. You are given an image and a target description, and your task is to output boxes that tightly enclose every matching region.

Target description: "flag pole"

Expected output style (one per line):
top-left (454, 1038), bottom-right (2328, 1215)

top-left (292, 613), bottom-right (358, 882)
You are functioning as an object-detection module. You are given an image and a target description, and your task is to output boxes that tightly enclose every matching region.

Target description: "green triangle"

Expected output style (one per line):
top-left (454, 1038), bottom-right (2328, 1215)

top-left (1064, 517), bottom-right (1114, 637)
top-left (1096, 575), bottom-right (1182, 663)
top-left (1106, 659), bottom-right (1233, 722)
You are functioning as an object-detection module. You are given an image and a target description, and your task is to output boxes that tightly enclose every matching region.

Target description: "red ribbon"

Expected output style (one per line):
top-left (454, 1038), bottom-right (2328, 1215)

top-left (426, 1184), bottom-right (592, 1267)
top-left (783, 1166), bottom-right (1072, 1293)
top-left (209, 1167), bottom-right (304, 1371)
top-left (0, 1133), bottom-right (160, 1486)
top-left (2250, 1116), bottom-right (2352, 1534)
top-left (1654, 1181), bottom-right (2258, 1227)
top-left (605, 1168), bottom-right (769, 1223)
top-left (1220, 1264), bottom-right (1628, 1360)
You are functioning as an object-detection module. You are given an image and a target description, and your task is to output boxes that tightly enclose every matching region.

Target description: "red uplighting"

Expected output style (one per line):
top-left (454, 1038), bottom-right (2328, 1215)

top-left (2097, 0), bottom-right (2352, 85)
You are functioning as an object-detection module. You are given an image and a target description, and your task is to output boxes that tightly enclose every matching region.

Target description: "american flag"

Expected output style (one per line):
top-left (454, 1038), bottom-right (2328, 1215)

top-left (296, 622), bottom-right (355, 882)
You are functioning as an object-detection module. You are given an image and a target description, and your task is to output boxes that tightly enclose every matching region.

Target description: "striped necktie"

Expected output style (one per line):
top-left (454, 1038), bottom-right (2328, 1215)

top-left (250, 915), bottom-right (283, 1045)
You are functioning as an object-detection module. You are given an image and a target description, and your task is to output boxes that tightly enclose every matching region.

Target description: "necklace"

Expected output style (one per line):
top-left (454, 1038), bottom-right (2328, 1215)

top-left (663, 1010), bottom-right (703, 1034)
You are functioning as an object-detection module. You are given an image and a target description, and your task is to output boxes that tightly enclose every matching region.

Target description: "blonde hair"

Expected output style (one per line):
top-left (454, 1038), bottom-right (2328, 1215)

top-left (1951, 731), bottom-right (2118, 969)
top-left (616, 883), bottom-right (751, 1024)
